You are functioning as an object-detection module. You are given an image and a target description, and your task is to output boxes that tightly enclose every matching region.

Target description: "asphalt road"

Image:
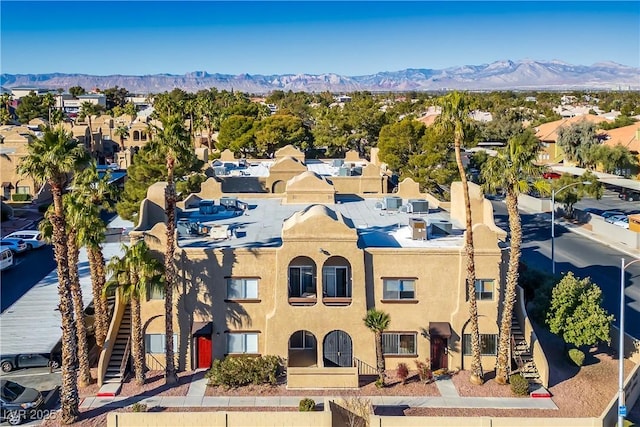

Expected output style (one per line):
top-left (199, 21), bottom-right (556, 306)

top-left (491, 201), bottom-right (640, 339)
top-left (0, 245), bottom-right (56, 313)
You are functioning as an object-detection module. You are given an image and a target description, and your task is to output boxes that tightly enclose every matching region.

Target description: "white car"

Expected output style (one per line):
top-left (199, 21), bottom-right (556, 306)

top-left (611, 217), bottom-right (629, 229)
top-left (605, 214), bottom-right (627, 224)
top-left (4, 230), bottom-right (46, 250)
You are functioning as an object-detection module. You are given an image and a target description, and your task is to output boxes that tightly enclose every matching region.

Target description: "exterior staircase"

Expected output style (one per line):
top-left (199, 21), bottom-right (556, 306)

top-left (510, 312), bottom-right (541, 384)
top-left (103, 304), bottom-right (131, 384)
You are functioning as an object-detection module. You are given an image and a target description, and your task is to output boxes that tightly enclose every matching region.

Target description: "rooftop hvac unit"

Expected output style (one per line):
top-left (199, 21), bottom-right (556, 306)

top-left (332, 159), bottom-right (344, 167)
top-left (220, 196), bottom-right (238, 209)
top-left (408, 199), bottom-right (429, 214)
top-left (383, 196), bottom-right (403, 211)
top-left (431, 221), bottom-right (452, 236)
top-left (212, 166), bottom-right (227, 176)
top-left (198, 200), bottom-right (216, 215)
top-left (209, 224), bottom-right (229, 240)
top-left (352, 166), bottom-right (363, 176)
top-left (338, 166), bottom-right (351, 176)
top-left (408, 218), bottom-right (427, 240)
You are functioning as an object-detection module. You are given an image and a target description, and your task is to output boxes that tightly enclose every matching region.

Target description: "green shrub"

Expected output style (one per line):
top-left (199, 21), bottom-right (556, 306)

top-left (298, 398), bottom-right (315, 412)
top-left (205, 355), bottom-right (282, 388)
top-left (396, 362), bottom-right (409, 384)
top-left (131, 402), bottom-right (147, 412)
top-left (509, 374), bottom-right (529, 396)
top-left (568, 348), bottom-right (585, 367)
top-left (374, 377), bottom-right (385, 388)
top-left (11, 193), bottom-right (31, 202)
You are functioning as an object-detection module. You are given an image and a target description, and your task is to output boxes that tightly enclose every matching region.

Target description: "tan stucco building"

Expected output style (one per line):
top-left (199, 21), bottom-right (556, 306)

top-left (101, 159), bottom-right (510, 387)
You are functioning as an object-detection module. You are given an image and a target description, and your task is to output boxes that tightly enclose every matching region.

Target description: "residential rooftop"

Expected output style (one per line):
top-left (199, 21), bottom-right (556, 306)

top-left (176, 195), bottom-right (463, 250)
top-left (210, 158), bottom-right (372, 178)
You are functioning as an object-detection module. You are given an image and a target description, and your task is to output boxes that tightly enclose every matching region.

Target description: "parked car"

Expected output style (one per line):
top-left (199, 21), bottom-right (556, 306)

top-left (619, 189), bottom-right (640, 202)
top-left (0, 239), bottom-right (27, 255)
top-left (601, 210), bottom-right (625, 219)
top-left (605, 214), bottom-right (627, 224)
top-left (543, 172), bottom-right (562, 179)
top-left (0, 379), bottom-right (44, 425)
top-left (611, 217), bottom-right (630, 229)
top-left (0, 353), bottom-right (60, 373)
top-left (4, 231), bottom-right (46, 250)
top-left (0, 248), bottom-right (13, 271)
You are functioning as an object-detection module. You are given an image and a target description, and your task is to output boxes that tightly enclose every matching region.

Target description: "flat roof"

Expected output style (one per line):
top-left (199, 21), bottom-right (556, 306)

top-left (177, 196), bottom-right (463, 250)
top-left (550, 165), bottom-right (640, 192)
top-left (0, 217), bottom-right (132, 355)
top-left (210, 159), bottom-right (372, 178)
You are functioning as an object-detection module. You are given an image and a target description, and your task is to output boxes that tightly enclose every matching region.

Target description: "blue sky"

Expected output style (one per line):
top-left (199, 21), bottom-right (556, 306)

top-left (1, 1), bottom-right (638, 76)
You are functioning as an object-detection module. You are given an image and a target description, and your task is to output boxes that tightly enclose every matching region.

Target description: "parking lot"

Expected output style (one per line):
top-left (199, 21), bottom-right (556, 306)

top-left (0, 367), bottom-right (60, 426)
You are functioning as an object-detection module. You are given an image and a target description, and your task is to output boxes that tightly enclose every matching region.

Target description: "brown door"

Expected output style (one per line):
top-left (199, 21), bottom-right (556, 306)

top-left (430, 336), bottom-right (448, 370)
top-left (197, 336), bottom-right (212, 369)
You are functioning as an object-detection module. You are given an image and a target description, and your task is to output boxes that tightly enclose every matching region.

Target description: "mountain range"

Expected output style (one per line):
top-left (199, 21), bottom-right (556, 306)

top-left (1, 60), bottom-right (638, 94)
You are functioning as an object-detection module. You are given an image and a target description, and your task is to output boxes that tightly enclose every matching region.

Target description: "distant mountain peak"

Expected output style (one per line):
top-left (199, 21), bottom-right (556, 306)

top-left (1, 59), bottom-right (638, 93)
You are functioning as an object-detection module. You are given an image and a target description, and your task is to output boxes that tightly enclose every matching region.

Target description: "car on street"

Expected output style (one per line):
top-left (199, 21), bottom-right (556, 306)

top-left (0, 239), bottom-right (27, 255)
top-left (619, 189), bottom-right (640, 202)
top-left (543, 172), bottom-right (562, 179)
top-left (4, 231), bottom-right (46, 250)
top-left (601, 210), bottom-right (625, 219)
top-left (0, 379), bottom-right (44, 425)
top-left (0, 354), bottom-right (60, 373)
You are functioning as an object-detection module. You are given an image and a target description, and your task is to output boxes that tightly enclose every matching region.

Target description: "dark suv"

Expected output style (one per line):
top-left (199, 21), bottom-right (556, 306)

top-left (0, 380), bottom-right (44, 425)
top-left (619, 189), bottom-right (640, 202)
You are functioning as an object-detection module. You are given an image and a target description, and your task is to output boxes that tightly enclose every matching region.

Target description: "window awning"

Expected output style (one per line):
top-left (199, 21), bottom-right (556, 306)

top-left (1, 182), bottom-right (13, 189)
top-left (429, 322), bottom-right (452, 338)
top-left (191, 321), bottom-right (213, 336)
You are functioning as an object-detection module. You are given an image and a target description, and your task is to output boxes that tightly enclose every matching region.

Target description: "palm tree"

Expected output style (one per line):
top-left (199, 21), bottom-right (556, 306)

top-left (42, 92), bottom-right (55, 126)
top-left (106, 241), bottom-right (164, 385)
top-left (114, 125), bottom-right (130, 152)
top-left (70, 162), bottom-right (116, 350)
top-left (482, 130), bottom-right (546, 385)
top-left (39, 200), bottom-right (92, 388)
top-left (79, 101), bottom-right (100, 153)
top-left (150, 113), bottom-right (191, 385)
top-left (17, 128), bottom-right (89, 424)
top-left (436, 91), bottom-right (483, 385)
top-left (363, 309), bottom-right (391, 384)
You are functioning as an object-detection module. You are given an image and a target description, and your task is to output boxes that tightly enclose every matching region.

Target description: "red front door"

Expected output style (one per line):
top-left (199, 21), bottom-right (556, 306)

top-left (430, 336), bottom-right (448, 370)
top-left (197, 336), bottom-right (212, 369)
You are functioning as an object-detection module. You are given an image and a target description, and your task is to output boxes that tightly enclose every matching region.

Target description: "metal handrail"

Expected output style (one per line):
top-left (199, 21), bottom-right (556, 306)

top-left (146, 352), bottom-right (165, 371)
top-left (353, 357), bottom-right (377, 376)
top-left (119, 336), bottom-right (131, 377)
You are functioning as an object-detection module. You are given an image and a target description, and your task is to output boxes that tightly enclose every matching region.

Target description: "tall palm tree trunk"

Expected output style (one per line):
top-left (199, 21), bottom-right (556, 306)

top-left (88, 246), bottom-right (108, 349)
top-left (454, 142), bottom-right (484, 385)
top-left (67, 229), bottom-right (92, 387)
top-left (131, 292), bottom-right (145, 385)
top-left (375, 330), bottom-right (385, 382)
top-left (495, 191), bottom-right (522, 384)
top-left (164, 158), bottom-right (178, 385)
top-left (50, 188), bottom-right (79, 424)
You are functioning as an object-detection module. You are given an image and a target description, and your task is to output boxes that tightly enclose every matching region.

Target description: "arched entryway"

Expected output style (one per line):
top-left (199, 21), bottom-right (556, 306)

top-left (323, 330), bottom-right (352, 367)
top-left (271, 180), bottom-right (286, 193)
top-left (288, 330), bottom-right (317, 367)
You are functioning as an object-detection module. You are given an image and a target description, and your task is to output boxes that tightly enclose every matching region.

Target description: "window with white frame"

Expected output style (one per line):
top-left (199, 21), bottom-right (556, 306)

top-left (289, 266), bottom-right (314, 297)
top-left (462, 334), bottom-right (497, 356)
top-left (383, 279), bottom-right (415, 300)
top-left (322, 266), bottom-right (350, 297)
top-left (227, 278), bottom-right (258, 299)
top-left (289, 330), bottom-right (316, 349)
top-left (147, 284), bottom-right (164, 300)
top-left (472, 279), bottom-right (494, 301)
top-left (16, 186), bottom-right (30, 195)
top-left (227, 333), bottom-right (258, 354)
top-left (382, 332), bottom-right (417, 355)
top-left (144, 334), bottom-right (178, 354)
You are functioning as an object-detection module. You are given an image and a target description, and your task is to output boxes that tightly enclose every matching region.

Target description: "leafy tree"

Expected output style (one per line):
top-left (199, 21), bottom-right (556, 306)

top-left (103, 86), bottom-right (130, 110)
top-left (114, 125), bottom-right (130, 151)
top-left (377, 118), bottom-right (426, 172)
top-left (217, 115), bottom-right (256, 155)
top-left (598, 115), bottom-right (637, 130)
top-left (363, 309), bottom-right (390, 383)
top-left (17, 128), bottom-right (89, 424)
top-left (106, 241), bottom-right (164, 385)
top-left (69, 86), bottom-right (86, 98)
top-left (436, 91), bottom-right (483, 385)
top-left (591, 144), bottom-right (638, 176)
top-left (552, 172), bottom-right (602, 219)
top-left (407, 126), bottom-right (458, 196)
top-left (481, 129), bottom-right (546, 385)
top-left (546, 272), bottom-right (613, 348)
top-left (556, 121), bottom-right (599, 168)
top-left (123, 102), bottom-right (137, 118)
top-left (15, 92), bottom-right (49, 123)
top-left (254, 114), bottom-right (310, 157)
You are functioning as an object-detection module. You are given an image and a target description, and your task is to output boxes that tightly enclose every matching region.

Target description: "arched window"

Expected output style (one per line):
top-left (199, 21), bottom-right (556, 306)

top-left (288, 256), bottom-right (316, 306)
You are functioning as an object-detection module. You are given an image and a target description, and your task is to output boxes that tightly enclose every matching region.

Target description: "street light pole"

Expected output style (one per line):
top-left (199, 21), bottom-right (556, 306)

top-left (550, 181), bottom-right (592, 275)
top-left (619, 257), bottom-right (640, 427)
